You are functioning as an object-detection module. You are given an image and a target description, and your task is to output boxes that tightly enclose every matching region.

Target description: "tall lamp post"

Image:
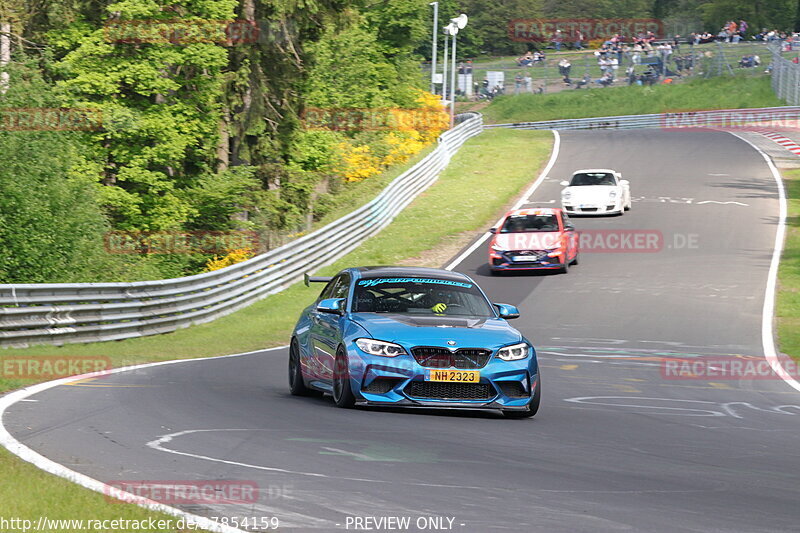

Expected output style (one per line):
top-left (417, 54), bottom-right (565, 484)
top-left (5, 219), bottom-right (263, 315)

top-left (441, 23), bottom-right (449, 108)
top-left (447, 14), bottom-right (468, 128)
top-left (429, 2), bottom-right (438, 94)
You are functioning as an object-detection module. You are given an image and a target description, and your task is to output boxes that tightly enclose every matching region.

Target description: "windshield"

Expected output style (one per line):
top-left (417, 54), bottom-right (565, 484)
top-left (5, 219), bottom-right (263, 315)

top-left (353, 277), bottom-right (495, 317)
top-left (570, 172), bottom-right (616, 186)
top-left (500, 214), bottom-right (559, 233)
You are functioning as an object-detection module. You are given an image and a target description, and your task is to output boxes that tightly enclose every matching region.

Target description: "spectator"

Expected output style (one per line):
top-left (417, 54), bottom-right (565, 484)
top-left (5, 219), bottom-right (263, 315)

top-left (517, 51), bottom-right (534, 67)
top-left (558, 58), bottom-right (572, 79)
top-left (626, 65), bottom-right (637, 85)
top-left (574, 30), bottom-right (584, 50)
top-left (574, 74), bottom-right (590, 89)
top-left (595, 71), bottom-right (614, 87)
top-left (514, 72), bottom-right (524, 94)
top-left (632, 44), bottom-right (642, 65)
top-left (552, 29), bottom-right (563, 51)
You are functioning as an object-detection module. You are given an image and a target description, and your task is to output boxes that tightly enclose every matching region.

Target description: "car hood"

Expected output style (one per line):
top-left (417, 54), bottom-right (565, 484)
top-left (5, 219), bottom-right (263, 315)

top-left (564, 185), bottom-right (618, 200)
top-left (350, 313), bottom-right (523, 349)
top-left (492, 231), bottom-right (562, 251)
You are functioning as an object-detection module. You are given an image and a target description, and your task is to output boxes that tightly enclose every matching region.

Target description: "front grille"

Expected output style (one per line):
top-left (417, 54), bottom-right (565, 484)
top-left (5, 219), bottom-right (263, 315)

top-left (581, 207), bottom-right (598, 212)
top-left (411, 347), bottom-right (492, 369)
top-left (606, 204), bottom-right (616, 210)
top-left (405, 381), bottom-right (495, 400)
top-left (362, 377), bottom-right (401, 394)
top-left (497, 381), bottom-right (528, 398)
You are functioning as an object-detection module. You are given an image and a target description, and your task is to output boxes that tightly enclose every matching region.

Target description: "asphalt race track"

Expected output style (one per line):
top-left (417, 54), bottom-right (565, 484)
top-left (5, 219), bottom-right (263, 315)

top-left (5, 129), bottom-right (800, 533)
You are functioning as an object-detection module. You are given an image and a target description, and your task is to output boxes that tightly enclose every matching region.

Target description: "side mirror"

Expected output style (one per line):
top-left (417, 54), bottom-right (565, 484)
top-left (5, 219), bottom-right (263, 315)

top-left (316, 298), bottom-right (345, 315)
top-left (494, 303), bottom-right (520, 320)
top-left (488, 227), bottom-right (497, 234)
top-left (620, 179), bottom-right (629, 185)
top-left (560, 180), bottom-right (570, 187)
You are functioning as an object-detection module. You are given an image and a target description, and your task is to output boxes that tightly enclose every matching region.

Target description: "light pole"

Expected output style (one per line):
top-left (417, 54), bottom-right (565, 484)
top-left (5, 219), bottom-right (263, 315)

top-left (441, 25), bottom-right (449, 108)
top-left (429, 2), bottom-right (438, 94)
top-left (448, 14), bottom-right (468, 128)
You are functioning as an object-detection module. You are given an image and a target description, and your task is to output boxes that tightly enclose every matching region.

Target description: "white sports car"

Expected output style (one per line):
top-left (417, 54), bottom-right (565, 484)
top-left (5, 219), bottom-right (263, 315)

top-left (560, 169), bottom-right (631, 216)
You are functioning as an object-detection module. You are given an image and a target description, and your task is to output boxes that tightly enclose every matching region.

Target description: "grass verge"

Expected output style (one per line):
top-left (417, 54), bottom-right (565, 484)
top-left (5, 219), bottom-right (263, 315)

top-left (778, 170), bottom-right (800, 362)
top-left (0, 128), bottom-right (554, 530)
top-left (481, 76), bottom-right (783, 124)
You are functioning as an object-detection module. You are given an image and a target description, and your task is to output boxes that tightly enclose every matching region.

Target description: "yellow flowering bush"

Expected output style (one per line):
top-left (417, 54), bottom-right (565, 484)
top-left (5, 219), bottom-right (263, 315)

top-left (332, 90), bottom-right (448, 183)
top-left (203, 248), bottom-right (254, 272)
top-left (383, 131), bottom-right (426, 167)
top-left (338, 143), bottom-right (383, 182)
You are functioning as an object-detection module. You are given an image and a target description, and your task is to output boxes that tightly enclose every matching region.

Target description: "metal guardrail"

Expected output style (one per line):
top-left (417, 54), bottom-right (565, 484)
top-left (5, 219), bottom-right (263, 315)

top-left (486, 106), bottom-right (800, 131)
top-left (0, 113), bottom-right (484, 348)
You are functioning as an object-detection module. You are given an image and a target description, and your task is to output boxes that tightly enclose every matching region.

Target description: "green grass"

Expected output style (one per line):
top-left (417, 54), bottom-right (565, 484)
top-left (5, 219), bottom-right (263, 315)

top-left (777, 170), bottom-right (800, 362)
top-left (0, 128), bottom-right (554, 530)
top-left (481, 76), bottom-right (783, 124)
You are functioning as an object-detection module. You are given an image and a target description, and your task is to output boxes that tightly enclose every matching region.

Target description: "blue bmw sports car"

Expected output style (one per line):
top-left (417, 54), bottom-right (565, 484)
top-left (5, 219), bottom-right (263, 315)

top-left (288, 266), bottom-right (540, 418)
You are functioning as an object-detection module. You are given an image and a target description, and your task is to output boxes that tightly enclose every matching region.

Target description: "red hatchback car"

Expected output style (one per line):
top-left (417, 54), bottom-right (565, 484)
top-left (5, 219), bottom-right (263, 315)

top-left (488, 208), bottom-right (579, 274)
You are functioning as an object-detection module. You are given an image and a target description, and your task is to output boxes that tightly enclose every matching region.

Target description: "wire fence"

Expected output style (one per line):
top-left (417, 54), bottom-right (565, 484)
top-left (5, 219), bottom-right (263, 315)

top-left (769, 42), bottom-right (800, 105)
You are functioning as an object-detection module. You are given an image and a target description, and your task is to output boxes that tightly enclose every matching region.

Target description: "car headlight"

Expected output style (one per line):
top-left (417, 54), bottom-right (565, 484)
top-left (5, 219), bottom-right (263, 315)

top-left (562, 190), bottom-right (572, 201)
top-left (491, 243), bottom-right (505, 251)
top-left (355, 338), bottom-right (406, 357)
top-left (546, 247), bottom-right (563, 257)
top-left (608, 190), bottom-right (618, 199)
top-left (496, 342), bottom-right (530, 361)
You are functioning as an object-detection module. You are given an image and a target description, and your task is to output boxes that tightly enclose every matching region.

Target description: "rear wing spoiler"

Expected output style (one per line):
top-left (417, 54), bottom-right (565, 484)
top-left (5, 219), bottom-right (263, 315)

top-left (304, 273), bottom-right (333, 287)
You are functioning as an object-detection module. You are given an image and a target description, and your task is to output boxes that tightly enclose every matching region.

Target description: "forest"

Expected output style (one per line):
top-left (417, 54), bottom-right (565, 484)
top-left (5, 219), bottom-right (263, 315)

top-left (0, 0), bottom-right (796, 283)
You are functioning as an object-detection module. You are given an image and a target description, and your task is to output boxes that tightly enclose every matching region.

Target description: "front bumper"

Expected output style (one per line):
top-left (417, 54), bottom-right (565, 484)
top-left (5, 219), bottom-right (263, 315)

top-left (347, 347), bottom-right (538, 410)
top-left (489, 250), bottom-right (565, 271)
top-left (563, 200), bottom-right (622, 215)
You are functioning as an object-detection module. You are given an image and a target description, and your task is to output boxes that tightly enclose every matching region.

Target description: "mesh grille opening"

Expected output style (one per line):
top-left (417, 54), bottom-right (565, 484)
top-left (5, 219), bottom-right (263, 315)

top-left (405, 381), bottom-right (495, 400)
top-left (411, 347), bottom-right (491, 369)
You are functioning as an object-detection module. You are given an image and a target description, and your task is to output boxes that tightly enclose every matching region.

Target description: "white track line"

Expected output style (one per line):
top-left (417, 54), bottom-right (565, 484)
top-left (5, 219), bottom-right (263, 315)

top-left (0, 346), bottom-right (287, 533)
top-left (444, 130), bottom-right (561, 271)
top-left (730, 132), bottom-right (800, 393)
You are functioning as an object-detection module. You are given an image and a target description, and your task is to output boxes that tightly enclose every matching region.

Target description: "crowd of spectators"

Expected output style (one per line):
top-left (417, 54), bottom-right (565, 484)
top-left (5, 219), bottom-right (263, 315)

top-left (486, 19), bottom-right (786, 96)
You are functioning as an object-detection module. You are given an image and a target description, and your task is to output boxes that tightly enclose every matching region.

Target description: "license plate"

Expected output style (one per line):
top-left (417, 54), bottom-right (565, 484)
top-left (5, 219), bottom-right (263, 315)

top-left (512, 256), bottom-right (539, 262)
top-left (427, 370), bottom-right (480, 383)
top-left (579, 204), bottom-right (594, 209)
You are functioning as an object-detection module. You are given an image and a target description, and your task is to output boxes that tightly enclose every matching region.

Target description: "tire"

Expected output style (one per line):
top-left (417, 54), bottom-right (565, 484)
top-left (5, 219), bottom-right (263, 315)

top-left (559, 256), bottom-right (569, 274)
top-left (504, 379), bottom-right (541, 419)
top-left (332, 347), bottom-right (356, 408)
top-left (570, 253), bottom-right (579, 266)
top-left (289, 340), bottom-right (320, 397)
